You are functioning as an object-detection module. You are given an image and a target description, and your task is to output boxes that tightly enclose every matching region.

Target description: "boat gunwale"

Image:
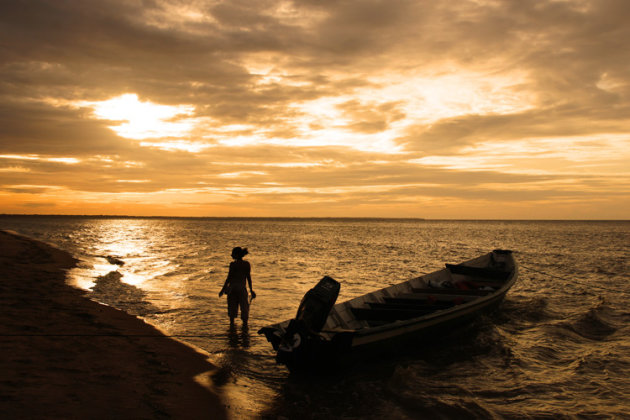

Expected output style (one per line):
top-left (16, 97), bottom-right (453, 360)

top-left (349, 260), bottom-right (518, 339)
top-left (259, 251), bottom-right (518, 347)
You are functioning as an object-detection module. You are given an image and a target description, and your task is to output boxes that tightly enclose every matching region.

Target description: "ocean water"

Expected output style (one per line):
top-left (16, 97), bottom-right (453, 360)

top-left (1, 216), bottom-right (629, 419)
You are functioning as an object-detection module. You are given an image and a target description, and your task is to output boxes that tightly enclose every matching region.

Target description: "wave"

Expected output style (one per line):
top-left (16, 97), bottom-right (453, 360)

top-left (499, 296), bottom-right (552, 324)
top-left (562, 300), bottom-right (618, 341)
top-left (90, 271), bottom-right (159, 317)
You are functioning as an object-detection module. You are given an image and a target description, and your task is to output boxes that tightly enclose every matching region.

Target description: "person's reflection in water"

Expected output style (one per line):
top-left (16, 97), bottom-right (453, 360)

top-left (214, 324), bottom-right (251, 386)
top-left (241, 324), bottom-right (250, 348)
top-left (228, 323), bottom-right (250, 348)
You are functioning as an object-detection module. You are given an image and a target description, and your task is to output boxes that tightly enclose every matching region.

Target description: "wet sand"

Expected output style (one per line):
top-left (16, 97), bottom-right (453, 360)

top-left (0, 230), bottom-right (227, 419)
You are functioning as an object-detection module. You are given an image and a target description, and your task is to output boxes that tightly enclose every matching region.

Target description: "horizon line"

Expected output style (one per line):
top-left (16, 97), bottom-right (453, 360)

top-left (0, 214), bottom-right (628, 222)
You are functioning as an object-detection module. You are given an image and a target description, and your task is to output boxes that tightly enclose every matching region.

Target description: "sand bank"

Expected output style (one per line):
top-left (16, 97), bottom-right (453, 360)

top-left (0, 230), bottom-right (227, 419)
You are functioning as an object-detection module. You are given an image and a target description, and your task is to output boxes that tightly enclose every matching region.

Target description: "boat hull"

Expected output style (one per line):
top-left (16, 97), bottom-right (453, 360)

top-left (259, 250), bottom-right (517, 372)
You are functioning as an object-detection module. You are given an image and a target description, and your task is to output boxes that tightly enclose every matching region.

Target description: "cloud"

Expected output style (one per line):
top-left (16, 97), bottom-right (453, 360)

top-left (399, 105), bottom-right (630, 154)
top-left (0, 99), bottom-right (135, 155)
top-left (335, 100), bottom-right (406, 134)
top-left (1, 0), bottom-right (629, 218)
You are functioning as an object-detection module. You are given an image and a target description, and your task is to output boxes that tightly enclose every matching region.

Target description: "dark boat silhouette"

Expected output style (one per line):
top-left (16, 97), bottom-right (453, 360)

top-left (259, 249), bottom-right (518, 371)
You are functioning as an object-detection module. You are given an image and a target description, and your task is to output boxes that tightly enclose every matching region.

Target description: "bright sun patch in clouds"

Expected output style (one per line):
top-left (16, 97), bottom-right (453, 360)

top-left (281, 98), bottom-right (403, 153)
top-left (368, 70), bottom-right (535, 123)
top-left (0, 154), bottom-right (80, 164)
top-left (138, 140), bottom-right (210, 153)
top-left (80, 94), bottom-right (198, 140)
top-left (256, 69), bottom-right (537, 154)
top-left (68, 71), bottom-right (534, 155)
top-left (218, 171), bottom-right (267, 178)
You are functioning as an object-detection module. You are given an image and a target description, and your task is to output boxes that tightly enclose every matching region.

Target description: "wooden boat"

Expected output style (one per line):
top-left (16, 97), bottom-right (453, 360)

top-left (258, 249), bottom-right (518, 371)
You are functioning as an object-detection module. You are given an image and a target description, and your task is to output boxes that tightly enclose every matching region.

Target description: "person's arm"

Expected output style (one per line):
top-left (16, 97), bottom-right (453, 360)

top-left (219, 263), bottom-right (232, 297)
top-left (247, 262), bottom-right (256, 298)
top-left (219, 278), bottom-right (228, 297)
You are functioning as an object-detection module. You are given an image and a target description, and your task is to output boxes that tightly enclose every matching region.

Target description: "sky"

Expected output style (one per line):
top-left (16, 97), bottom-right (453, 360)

top-left (1, 0), bottom-right (629, 219)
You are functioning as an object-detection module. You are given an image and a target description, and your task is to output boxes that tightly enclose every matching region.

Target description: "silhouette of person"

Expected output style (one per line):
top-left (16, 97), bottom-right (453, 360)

top-left (219, 247), bottom-right (255, 326)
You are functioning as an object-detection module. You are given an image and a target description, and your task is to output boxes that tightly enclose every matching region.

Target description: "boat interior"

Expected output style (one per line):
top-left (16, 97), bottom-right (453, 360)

top-left (322, 251), bottom-right (515, 330)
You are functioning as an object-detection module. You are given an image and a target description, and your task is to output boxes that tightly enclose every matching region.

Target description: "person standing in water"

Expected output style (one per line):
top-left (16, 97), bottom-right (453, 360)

top-left (219, 247), bottom-right (256, 326)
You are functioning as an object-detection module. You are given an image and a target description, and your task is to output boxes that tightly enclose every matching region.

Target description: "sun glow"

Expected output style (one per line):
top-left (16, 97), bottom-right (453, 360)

top-left (81, 94), bottom-right (198, 140)
top-left (218, 171), bottom-right (268, 178)
top-left (138, 140), bottom-right (211, 152)
top-left (264, 69), bottom-right (535, 154)
top-left (0, 154), bottom-right (80, 164)
top-left (366, 70), bottom-right (535, 123)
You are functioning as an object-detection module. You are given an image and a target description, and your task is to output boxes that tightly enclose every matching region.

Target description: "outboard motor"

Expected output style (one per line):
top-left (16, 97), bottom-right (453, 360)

top-left (277, 276), bottom-right (340, 367)
top-left (294, 276), bottom-right (340, 331)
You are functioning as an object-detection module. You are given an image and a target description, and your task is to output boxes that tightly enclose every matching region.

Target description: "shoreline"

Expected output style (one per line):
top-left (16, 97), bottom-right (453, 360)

top-left (0, 230), bottom-right (227, 419)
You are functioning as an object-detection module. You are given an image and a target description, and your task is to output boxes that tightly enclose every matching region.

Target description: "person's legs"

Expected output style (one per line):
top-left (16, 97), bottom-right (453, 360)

top-left (227, 293), bottom-right (239, 324)
top-left (239, 291), bottom-right (250, 324)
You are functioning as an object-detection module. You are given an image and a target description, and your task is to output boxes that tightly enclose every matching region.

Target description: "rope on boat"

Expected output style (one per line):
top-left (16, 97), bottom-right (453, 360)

top-left (519, 264), bottom-right (629, 295)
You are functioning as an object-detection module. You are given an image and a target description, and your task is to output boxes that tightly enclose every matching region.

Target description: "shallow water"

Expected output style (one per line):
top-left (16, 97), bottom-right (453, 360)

top-left (2, 216), bottom-right (629, 418)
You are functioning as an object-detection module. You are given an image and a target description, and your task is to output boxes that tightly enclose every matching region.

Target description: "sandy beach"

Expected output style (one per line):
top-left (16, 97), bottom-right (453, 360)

top-left (0, 230), bottom-right (227, 419)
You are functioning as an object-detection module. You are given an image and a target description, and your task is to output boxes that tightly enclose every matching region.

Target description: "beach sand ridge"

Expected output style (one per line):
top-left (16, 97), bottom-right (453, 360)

top-left (0, 230), bottom-right (227, 419)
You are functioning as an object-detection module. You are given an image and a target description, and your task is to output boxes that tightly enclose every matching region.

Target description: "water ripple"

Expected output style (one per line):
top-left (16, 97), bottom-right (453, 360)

top-left (2, 217), bottom-right (629, 419)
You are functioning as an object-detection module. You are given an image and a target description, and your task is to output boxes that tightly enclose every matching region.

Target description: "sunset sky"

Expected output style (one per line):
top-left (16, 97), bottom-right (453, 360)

top-left (1, 0), bottom-right (629, 219)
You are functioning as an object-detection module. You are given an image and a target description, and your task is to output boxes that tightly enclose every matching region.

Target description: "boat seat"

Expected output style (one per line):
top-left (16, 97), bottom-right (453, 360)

top-left (383, 297), bottom-right (467, 306)
top-left (351, 306), bottom-right (436, 322)
top-left (446, 263), bottom-right (511, 281)
top-left (368, 301), bottom-right (454, 311)
top-left (410, 288), bottom-right (491, 296)
top-left (461, 280), bottom-right (505, 288)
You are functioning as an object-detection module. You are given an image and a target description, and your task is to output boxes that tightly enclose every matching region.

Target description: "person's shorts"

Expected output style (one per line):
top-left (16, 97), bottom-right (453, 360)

top-left (227, 288), bottom-right (249, 321)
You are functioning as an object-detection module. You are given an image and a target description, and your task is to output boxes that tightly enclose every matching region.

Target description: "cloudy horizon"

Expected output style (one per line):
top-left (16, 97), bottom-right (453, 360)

top-left (1, 0), bottom-right (629, 219)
